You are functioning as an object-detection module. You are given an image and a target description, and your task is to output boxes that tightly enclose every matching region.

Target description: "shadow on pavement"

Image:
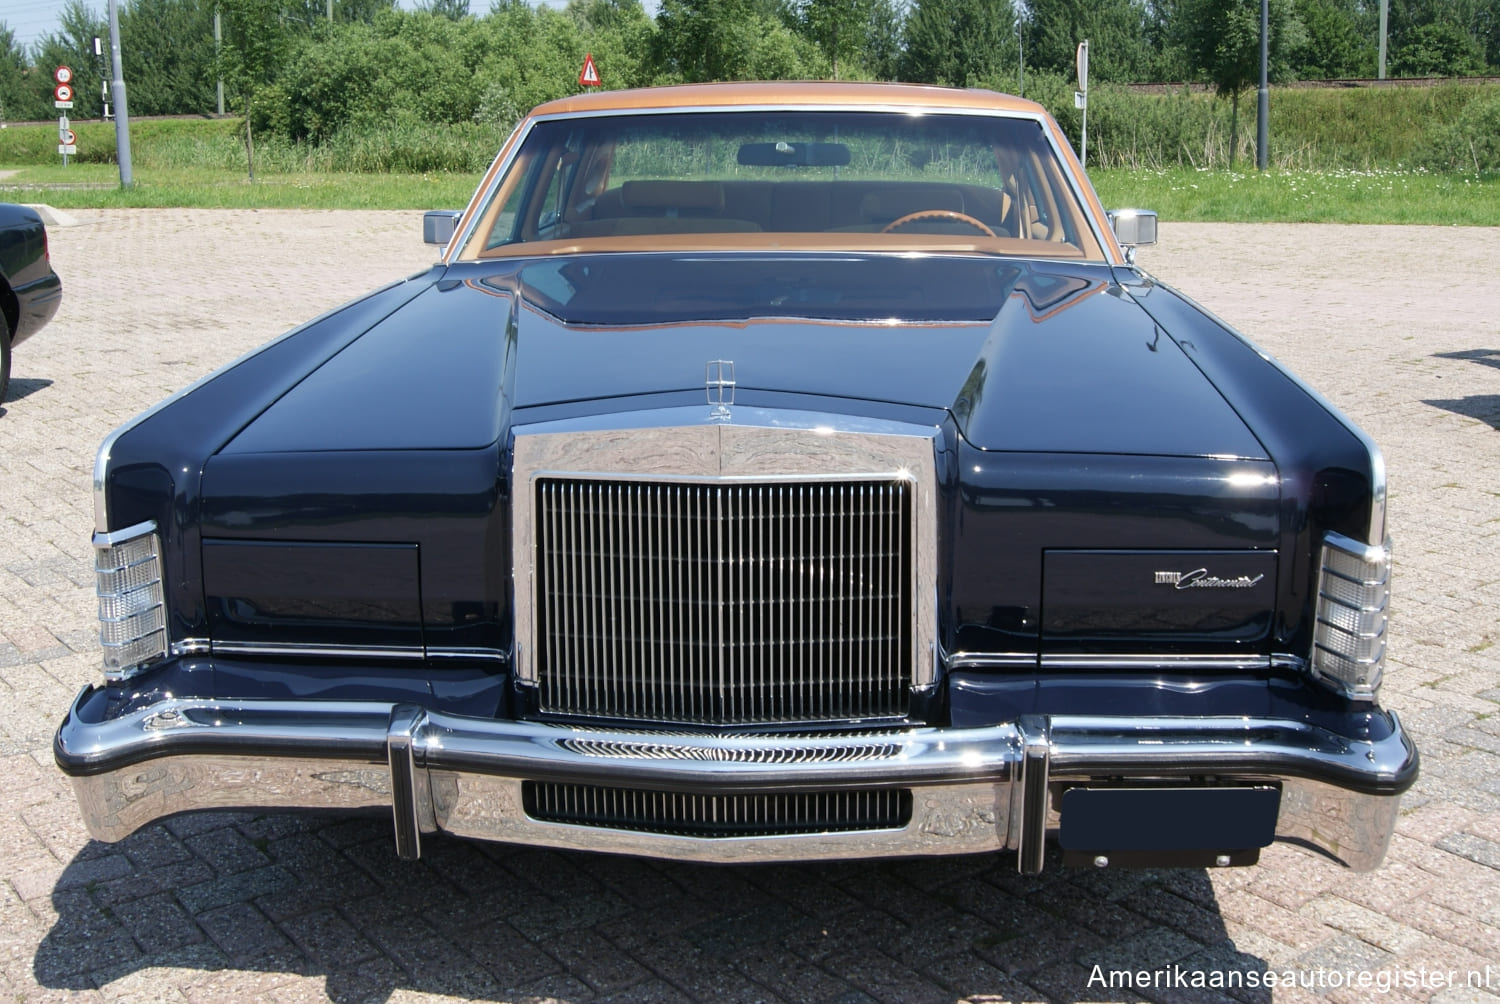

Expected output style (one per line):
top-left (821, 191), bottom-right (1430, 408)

top-left (1, 377), bottom-right (54, 405)
top-left (1424, 395), bottom-right (1500, 431)
top-left (35, 811), bottom-right (1273, 1002)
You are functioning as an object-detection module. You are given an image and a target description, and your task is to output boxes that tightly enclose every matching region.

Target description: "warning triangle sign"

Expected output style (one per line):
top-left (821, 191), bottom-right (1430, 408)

top-left (578, 53), bottom-right (601, 87)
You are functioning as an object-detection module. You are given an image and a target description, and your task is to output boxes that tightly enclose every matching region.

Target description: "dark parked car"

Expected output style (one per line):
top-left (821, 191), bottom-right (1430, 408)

top-left (0, 203), bottom-right (63, 403)
top-left (57, 82), bottom-right (1416, 873)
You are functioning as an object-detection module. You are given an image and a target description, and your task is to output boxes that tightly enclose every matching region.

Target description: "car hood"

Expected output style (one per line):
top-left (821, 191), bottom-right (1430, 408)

top-left (219, 259), bottom-right (1266, 460)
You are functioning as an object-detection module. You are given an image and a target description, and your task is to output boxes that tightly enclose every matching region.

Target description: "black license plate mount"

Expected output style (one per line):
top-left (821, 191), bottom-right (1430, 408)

top-left (1058, 785), bottom-right (1281, 854)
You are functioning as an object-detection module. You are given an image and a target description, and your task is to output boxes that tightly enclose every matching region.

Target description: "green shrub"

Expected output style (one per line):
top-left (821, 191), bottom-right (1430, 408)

top-left (1418, 92), bottom-right (1500, 172)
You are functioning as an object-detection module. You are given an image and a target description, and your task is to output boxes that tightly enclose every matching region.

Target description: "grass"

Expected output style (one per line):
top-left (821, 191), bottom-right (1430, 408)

top-left (0, 163), bottom-right (482, 209)
top-left (1091, 165), bottom-right (1500, 226)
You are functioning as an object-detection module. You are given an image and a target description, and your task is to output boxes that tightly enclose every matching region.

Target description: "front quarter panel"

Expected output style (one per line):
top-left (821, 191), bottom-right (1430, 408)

top-left (96, 272), bottom-right (439, 644)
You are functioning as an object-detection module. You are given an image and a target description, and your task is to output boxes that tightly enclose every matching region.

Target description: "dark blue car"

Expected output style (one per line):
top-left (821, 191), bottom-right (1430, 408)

top-left (0, 203), bottom-right (63, 404)
top-left (56, 82), bottom-right (1416, 874)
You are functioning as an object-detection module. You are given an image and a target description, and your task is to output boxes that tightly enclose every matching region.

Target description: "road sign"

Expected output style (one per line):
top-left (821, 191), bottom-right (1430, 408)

top-left (55, 65), bottom-right (73, 84)
top-left (55, 83), bottom-right (74, 103)
top-left (58, 145), bottom-right (78, 155)
top-left (578, 53), bottom-right (601, 88)
top-left (60, 129), bottom-right (77, 146)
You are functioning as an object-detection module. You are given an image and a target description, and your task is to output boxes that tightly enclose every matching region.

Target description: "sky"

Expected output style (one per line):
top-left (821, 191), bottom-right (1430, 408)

top-left (2, 0), bottom-right (650, 57)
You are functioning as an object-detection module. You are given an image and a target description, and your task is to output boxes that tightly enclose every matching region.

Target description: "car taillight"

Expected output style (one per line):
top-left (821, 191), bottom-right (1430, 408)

top-left (1310, 532), bottom-right (1391, 700)
top-left (94, 521), bottom-right (167, 680)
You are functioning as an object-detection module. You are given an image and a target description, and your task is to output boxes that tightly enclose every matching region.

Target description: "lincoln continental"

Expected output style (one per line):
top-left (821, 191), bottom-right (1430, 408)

top-left (56, 82), bottom-right (1417, 872)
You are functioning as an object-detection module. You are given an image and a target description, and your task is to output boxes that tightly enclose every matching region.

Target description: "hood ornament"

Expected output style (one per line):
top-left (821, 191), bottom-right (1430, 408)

top-left (706, 360), bottom-right (735, 421)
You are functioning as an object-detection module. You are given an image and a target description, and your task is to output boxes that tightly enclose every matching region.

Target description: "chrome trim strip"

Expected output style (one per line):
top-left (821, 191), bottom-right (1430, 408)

top-left (1041, 654), bottom-right (1273, 671)
top-left (948, 653), bottom-right (1037, 669)
top-left (950, 653), bottom-right (1300, 672)
top-left (58, 688), bottom-right (1417, 870)
top-left (454, 103), bottom-right (1113, 264)
top-left (92, 519), bottom-right (158, 548)
top-left (91, 276), bottom-right (425, 534)
top-left (425, 648), bottom-right (509, 663)
top-left (170, 638), bottom-right (212, 657)
top-left (210, 642), bottom-right (427, 661)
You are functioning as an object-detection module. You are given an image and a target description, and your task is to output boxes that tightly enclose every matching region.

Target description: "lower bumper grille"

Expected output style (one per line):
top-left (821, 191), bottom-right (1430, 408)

top-left (523, 782), bottom-right (912, 838)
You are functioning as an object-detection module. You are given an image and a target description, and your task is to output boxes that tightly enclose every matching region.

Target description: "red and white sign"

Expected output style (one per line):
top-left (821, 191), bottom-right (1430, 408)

top-left (55, 83), bottom-right (74, 103)
top-left (60, 128), bottom-right (76, 145)
top-left (55, 65), bottom-right (73, 84)
top-left (578, 53), bottom-right (601, 88)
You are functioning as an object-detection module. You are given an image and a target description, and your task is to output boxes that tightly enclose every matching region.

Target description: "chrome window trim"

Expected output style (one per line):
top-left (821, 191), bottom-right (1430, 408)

top-left (452, 103), bottom-right (1113, 265)
top-left (510, 409), bottom-right (941, 698)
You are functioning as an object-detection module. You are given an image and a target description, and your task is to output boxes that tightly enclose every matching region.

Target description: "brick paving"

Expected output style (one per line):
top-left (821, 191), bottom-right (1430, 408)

top-left (0, 210), bottom-right (1496, 1003)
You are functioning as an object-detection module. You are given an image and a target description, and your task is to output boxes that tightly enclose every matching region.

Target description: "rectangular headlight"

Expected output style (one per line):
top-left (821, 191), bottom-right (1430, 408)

top-left (1310, 532), bottom-right (1390, 700)
top-left (94, 520), bottom-right (167, 681)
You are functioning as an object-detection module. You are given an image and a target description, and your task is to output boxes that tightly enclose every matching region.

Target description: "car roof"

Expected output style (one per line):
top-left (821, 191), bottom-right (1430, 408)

top-left (527, 80), bottom-right (1047, 118)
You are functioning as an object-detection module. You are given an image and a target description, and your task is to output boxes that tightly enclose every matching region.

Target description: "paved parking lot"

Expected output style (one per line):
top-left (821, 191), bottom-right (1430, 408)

top-left (1, 210), bottom-right (1497, 1003)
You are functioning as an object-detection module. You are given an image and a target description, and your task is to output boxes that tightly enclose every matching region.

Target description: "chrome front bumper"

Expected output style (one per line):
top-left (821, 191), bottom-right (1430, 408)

top-left (55, 688), bottom-right (1418, 871)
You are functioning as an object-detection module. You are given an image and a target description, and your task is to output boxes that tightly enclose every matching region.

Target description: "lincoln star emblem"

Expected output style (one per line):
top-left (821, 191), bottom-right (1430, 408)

top-left (1155, 569), bottom-right (1266, 590)
top-left (707, 359), bottom-right (735, 421)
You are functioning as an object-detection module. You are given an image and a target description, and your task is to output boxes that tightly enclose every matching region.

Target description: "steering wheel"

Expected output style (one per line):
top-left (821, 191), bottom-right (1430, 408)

top-left (881, 209), bottom-right (997, 237)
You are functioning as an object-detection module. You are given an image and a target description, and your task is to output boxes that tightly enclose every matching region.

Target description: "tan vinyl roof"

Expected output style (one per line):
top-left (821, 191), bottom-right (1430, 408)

top-left (528, 80), bottom-right (1046, 118)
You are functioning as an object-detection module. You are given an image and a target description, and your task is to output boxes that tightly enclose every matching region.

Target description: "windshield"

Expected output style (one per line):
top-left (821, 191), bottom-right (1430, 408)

top-left (462, 110), bottom-right (1102, 260)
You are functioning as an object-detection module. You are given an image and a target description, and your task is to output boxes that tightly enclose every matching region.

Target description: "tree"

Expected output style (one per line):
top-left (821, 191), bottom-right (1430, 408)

top-left (120, 0), bottom-right (217, 115)
top-left (1175, 0), bottom-right (1302, 164)
top-left (863, 0), bottom-right (904, 80)
top-left (1026, 0), bottom-right (1157, 82)
top-left (1391, 18), bottom-right (1487, 71)
top-left (33, 1), bottom-right (108, 123)
top-left (420, 0), bottom-right (471, 21)
top-left (0, 23), bottom-right (47, 123)
top-left (902, 0), bottom-right (1019, 87)
top-left (217, 0), bottom-right (293, 178)
top-left (1289, 0), bottom-right (1375, 78)
top-left (789, 0), bottom-right (873, 79)
top-left (653, 0), bottom-right (822, 81)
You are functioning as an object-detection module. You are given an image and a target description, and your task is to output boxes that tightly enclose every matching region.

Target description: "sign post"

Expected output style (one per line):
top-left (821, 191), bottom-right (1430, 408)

top-left (578, 53), bottom-right (601, 88)
top-left (55, 67), bottom-right (76, 166)
top-left (1075, 40), bottom-right (1089, 168)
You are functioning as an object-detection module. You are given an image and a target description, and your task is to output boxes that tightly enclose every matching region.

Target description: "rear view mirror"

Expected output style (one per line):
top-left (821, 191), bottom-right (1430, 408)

top-left (737, 141), bottom-right (851, 167)
top-left (423, 210), bottom-right (463, 247)
top-left (1107, 209), bottom-right (1158, 247)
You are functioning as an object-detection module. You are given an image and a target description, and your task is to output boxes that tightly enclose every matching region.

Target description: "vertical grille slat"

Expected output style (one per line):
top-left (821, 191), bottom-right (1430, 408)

top-left (534, 477), bottom-right (912, 724)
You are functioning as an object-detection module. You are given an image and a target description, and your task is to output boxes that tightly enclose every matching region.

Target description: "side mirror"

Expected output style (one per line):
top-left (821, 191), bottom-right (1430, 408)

top-left (423, 210), bottom-right (463, 247)
top-left (1106, 209), bottom-right (1158, 261)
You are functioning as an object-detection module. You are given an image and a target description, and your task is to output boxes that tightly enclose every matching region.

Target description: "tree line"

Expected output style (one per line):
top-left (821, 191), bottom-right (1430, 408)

top-left (1, 0), bottom-right (1496, 139)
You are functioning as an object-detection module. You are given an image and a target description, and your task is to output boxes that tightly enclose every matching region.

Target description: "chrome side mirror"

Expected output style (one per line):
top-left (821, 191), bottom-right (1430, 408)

top-left (1107, 209), bottom-right (1157, 264)
top-left (423, 210), bottom-right (463, 247)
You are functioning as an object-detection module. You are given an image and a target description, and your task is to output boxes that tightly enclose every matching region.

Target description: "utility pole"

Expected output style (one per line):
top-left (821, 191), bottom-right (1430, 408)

top-left (1017, 21), bottom-right (1024, 96)
top-left (1378, 0), bottom-right (1388, 78)
top-left (214, 9), bottom-right (224, 116)
top-left (107, 0), bottom-right (132, 186)
top-left (1256, 0), bottom-right (1269, 170)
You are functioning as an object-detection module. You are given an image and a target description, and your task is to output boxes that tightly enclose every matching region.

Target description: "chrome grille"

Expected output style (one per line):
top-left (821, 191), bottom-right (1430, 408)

top-left (523, 783), bottom-right (912, 837)
top-left (533, 478), bottom-right (912, 724)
